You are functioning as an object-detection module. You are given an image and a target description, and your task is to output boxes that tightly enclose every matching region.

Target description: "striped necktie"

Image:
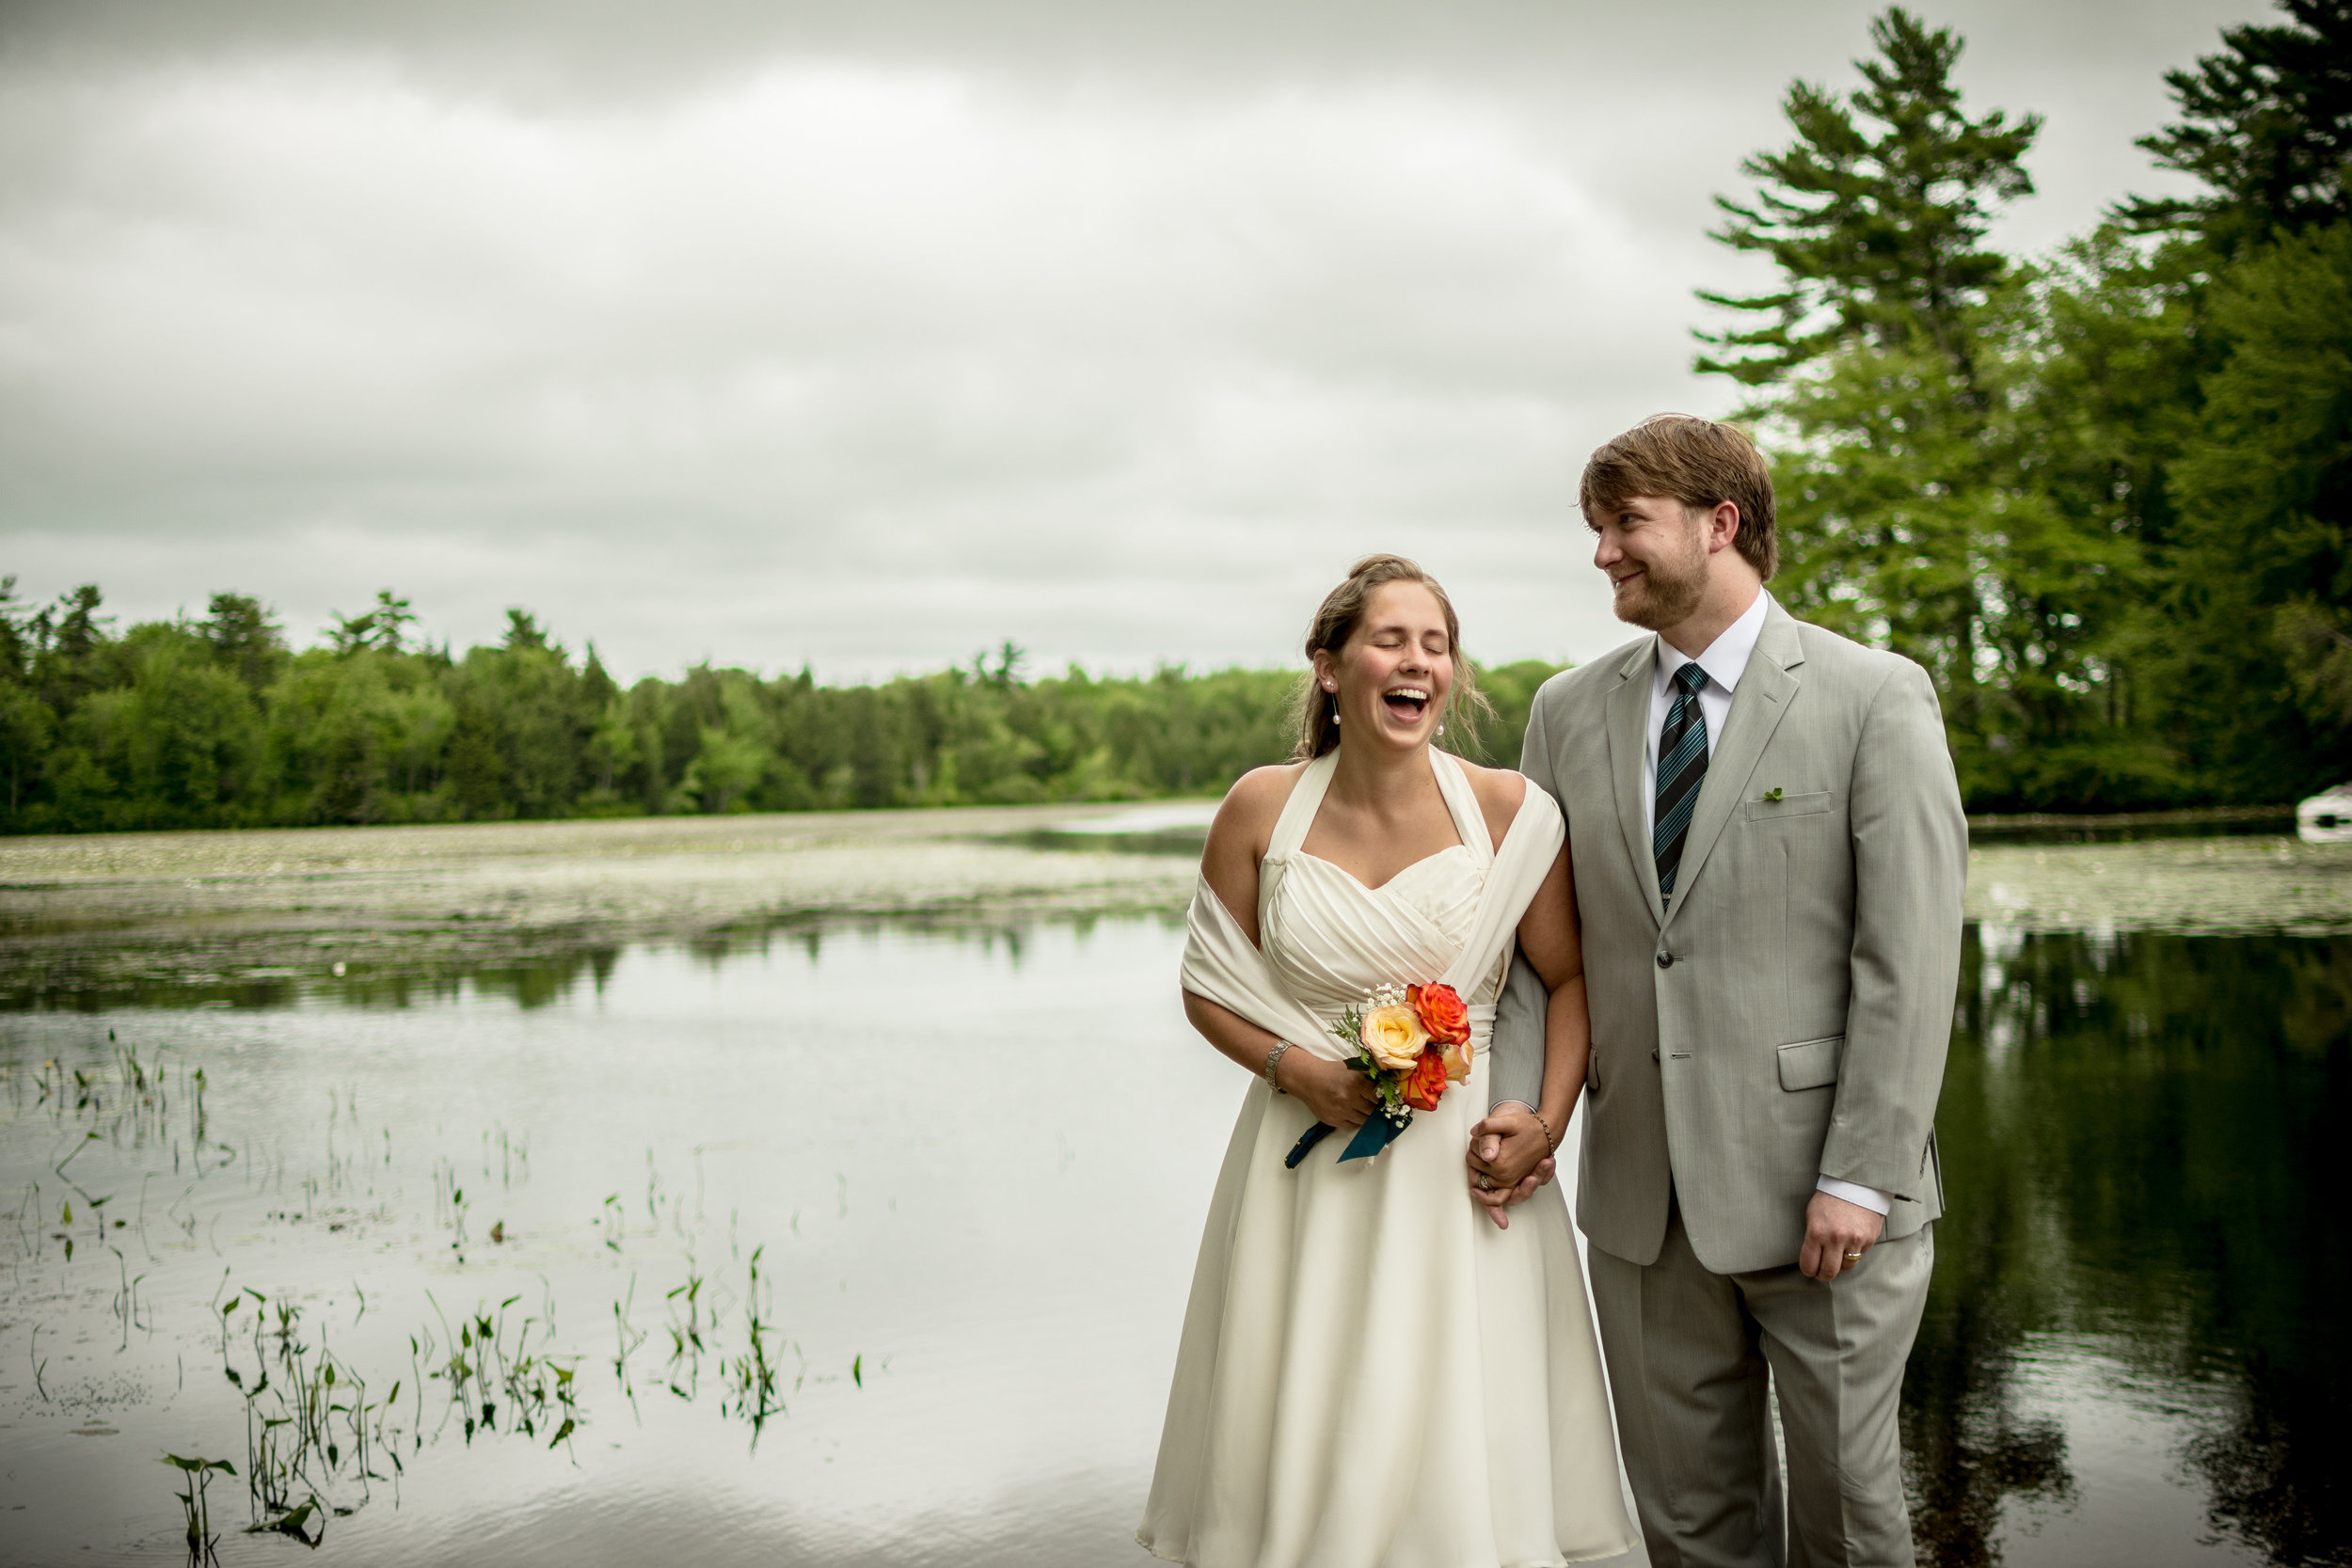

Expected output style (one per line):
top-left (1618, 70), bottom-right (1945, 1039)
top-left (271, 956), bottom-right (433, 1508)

top-left (1653, 662), bottom-right (1709, 903)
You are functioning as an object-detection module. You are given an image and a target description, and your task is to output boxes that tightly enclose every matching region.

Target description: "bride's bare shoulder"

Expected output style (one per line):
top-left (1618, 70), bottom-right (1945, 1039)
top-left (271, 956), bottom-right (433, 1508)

top-left (1209, 762), bottom-right (1308, 858)
top-left (1454, 756), bottom-right (1534, 848)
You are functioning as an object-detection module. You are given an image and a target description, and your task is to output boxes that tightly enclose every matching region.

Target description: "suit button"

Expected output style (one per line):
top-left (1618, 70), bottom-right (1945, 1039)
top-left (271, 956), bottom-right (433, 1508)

top-left (1651, 1048), bottom-right (1661, 1062)
top-left (1657, 952), bottom-right (1675, 969)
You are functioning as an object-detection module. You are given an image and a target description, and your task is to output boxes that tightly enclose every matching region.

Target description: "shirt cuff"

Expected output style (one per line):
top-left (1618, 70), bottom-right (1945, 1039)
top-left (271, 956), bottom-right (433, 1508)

top-left (1816, 1175), bottom-right (1893, 1215)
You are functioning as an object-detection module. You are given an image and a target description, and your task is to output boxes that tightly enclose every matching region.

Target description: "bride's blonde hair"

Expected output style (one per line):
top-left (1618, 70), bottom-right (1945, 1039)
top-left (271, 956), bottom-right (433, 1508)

top-left (1290, 554), bottom-right (1493, 761)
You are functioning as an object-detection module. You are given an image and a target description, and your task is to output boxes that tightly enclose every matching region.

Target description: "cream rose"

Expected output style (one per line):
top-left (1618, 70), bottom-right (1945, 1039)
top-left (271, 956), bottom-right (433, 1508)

top-left (1358, 1004), bottom-right (1428, 1071)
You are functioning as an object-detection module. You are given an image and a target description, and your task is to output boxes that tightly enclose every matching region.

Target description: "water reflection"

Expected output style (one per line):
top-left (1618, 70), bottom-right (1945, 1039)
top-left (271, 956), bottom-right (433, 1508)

top-left (1911, 928), bottom-right (2352, 1566)
top-left (0, 916), bottom-right (1234, 1568)
top-left (4, 913), bottom-right (2346, 1567)
top-left (0, 910), bottom-right (1186, 1015)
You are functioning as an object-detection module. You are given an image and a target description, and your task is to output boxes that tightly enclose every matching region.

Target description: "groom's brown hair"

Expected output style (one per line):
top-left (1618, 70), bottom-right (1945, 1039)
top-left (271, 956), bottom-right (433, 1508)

top-left (1580, 415), bottom-right (1777, 580)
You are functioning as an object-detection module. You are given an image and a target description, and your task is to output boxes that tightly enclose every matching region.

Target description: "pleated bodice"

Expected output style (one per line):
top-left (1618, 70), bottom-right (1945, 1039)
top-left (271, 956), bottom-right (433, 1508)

top-left (1258, 749), bottom-right (1502, 1019)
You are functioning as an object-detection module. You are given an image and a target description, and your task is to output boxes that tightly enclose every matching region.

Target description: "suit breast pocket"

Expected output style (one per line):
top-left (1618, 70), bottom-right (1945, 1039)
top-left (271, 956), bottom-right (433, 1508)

top-left (1741, 789), bottom-right (1835, 821)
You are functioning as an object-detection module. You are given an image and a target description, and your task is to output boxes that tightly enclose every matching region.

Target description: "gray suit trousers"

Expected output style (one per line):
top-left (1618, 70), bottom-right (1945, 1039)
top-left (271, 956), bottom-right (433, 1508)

top-left (1585, 1202), bottom-right (1933, 1568)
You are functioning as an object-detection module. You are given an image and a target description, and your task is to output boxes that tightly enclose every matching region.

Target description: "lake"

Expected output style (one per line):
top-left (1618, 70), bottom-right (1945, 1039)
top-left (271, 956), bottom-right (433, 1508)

top-left (1, 814), bottom-right (2346, 1567)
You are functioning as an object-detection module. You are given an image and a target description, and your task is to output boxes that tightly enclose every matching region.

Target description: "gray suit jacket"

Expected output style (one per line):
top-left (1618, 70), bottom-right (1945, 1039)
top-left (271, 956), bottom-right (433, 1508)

top-left (1491, 594), bottom-right (1965, 1275)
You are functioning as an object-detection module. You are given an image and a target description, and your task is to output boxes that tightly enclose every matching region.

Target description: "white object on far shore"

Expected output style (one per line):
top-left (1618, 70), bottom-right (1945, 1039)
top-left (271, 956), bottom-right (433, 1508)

top-left (2299, 784), bottom-right (2352, 844)
top-left (1051, 801), bottom-right (1221, 836)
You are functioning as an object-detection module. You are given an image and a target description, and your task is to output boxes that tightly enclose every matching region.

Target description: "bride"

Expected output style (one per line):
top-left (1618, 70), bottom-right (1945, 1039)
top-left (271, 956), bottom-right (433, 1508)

top-left (1138, 555), bottom-right (1632, 1568)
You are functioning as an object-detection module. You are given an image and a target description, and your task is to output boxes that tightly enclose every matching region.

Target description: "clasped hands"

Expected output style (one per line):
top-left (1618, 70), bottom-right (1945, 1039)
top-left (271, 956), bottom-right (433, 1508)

top-left (1276, 1054), bottom-right (1552, 1231)
top-left (1465, 1106), bottom-right (1553, 1230)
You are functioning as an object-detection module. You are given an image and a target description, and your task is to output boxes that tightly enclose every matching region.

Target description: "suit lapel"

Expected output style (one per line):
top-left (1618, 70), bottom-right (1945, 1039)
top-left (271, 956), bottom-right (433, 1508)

top-left (1662, 597), bottom-right (1806, 930)
top-left (1606, 638), bottom-right (1664, 927)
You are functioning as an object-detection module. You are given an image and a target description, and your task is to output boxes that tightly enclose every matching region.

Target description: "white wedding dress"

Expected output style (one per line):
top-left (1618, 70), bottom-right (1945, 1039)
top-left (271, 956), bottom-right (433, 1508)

top-left (1140, 749), bottom-right (1634, 1568)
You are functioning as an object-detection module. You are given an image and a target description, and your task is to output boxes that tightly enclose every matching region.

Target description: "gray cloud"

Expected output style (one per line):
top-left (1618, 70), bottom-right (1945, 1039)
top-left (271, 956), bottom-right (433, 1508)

top-left (1, 0), bottom-right (2272, 681)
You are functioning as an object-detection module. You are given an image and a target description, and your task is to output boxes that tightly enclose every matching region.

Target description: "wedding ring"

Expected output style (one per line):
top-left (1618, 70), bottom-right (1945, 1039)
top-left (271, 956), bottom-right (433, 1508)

top-left (1842, 1251), bottom-right (1864, 1262)
top-left (1476, 1175), bottom-right (1497, 1191)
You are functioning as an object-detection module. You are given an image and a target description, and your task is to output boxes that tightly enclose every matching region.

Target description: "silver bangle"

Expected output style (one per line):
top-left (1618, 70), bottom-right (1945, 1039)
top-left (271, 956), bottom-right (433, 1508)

top-left (1265, 1041), bottom-right (1293, 1092)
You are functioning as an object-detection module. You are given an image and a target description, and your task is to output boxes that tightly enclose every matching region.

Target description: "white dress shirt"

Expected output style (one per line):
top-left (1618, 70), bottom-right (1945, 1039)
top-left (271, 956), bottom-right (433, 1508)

top-left (1641, 588), bottom-right (1769, 844)
top-left (1640, 590), bottom-right (1893, 1220)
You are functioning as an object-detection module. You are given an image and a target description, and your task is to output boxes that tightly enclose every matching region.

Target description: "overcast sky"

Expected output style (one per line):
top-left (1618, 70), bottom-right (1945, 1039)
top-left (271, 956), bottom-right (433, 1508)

top-left (0, 0), bottom-right (2272, 683)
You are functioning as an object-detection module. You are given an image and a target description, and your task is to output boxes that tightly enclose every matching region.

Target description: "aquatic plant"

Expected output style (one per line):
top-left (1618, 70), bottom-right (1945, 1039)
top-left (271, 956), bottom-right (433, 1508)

top-left (210, 1286), bottom-right (396, 1541)
top-left (665, 1260), bottom-right (709, 1359)
top-left (721, 1244), bottom-right (785, 1445)
top-left (433, 1158), bottom-right (470, 1258)
top-left (13, 1038), bottom-right (866, 1560)
top-left (426, 1293), bottom-right (580, 1449)
top-left (612, 1274), bottom-right (647, 1390)
top-left (109, 1243), bottom-right (151, 1346)
top-left (161, 1452), bottom-right (233, 1560)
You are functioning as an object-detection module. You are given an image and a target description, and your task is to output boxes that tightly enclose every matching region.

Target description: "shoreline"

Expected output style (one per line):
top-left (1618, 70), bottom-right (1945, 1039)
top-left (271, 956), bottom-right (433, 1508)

top-left (0, 803), bottom-right (1206, 1000)
top-left (1963, 804), bottom-right (2296, 832)
top-left (1, 804), bottom-right (2344, 1001)
top-left (0, 796), bottom-right (2301, 850)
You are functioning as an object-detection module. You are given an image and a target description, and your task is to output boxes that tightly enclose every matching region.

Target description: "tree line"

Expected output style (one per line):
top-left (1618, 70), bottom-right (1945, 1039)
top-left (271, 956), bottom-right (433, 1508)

top-left (0, 583), bottom-right (1562, 832)
top-left (5, 2), bottom-right (2346, 834)
top-left (1707, 1), bottom-right (2348, 809)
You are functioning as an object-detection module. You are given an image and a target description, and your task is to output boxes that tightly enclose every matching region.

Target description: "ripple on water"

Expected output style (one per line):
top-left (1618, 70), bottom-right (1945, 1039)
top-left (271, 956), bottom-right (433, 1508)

top-left (4, 867), bottom-right (2345, 1568)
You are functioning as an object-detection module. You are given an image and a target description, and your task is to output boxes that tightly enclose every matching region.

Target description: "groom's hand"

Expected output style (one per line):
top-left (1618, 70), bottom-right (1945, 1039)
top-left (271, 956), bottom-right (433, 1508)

top-left (1470, 1107), bottom-right (1554, 1189)
top-left (1467, 1127), bottom-right (1552, 1231)
top-left (1800, 1191), bottom-right (1886, 1282)
top-left (1467, 1109), bottom-right (1555, 1229)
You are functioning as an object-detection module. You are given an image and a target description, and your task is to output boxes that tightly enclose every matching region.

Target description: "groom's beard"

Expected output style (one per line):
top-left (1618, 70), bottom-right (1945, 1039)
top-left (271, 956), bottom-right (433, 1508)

top-left (1610, 532), bottom-right (1708, 630)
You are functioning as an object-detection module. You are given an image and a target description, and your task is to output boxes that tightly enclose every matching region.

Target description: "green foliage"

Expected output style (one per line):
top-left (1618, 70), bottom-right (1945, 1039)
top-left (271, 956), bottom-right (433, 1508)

top-left (2122, 0), bottom-right (2352, 258)
top-left (0, 589), bottom-right (1565, 834)
top-left (2162, 222), bottom-right (2352, 790)
top-left (22, 11), bottom-right (2344, 827)
top-left (1702, 1), bottom-right (2352, 810)
top-left (1470, 660), bottom-right (1559, 775)
top-left (200, 593), bottom-right (286, 688)
top-left (1699, 8), bottom-right (2039, 388)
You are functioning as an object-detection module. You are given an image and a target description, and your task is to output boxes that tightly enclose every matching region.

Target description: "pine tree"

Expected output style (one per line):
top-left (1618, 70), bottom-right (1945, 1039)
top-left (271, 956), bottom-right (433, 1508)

top-left (200, 594), bottom-right (286, 689)
top-left (2123, 0), bottom-right (2352, 258)
top-left (1695, 9), bottom-right (2130, 805)
top-left (2166, 225), bottom-right (2352, 796)
top-left (1698, 8), bottom-right (2039, 393)
top-left (2105, 1), bottom-right (2352, 799)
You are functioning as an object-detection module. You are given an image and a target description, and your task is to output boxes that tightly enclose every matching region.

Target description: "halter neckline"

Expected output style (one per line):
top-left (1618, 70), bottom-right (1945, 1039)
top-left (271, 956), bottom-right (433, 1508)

top-left (1265, 746), bottom-right (1494, 873)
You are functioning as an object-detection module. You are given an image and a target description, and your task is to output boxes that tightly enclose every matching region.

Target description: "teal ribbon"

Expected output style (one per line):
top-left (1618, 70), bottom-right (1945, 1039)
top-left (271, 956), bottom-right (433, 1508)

top-left (1284, 1109), bottom-right (1412, 1168)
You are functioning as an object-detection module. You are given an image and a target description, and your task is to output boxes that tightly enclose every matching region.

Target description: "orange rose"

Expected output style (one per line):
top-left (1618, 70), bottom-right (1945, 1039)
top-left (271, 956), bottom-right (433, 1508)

top-left (1401, 1048), bottom-right (1450, 1112)
top-left (1441, 1036), bottom-right (1475, 1085)
top-left (1407, 983), bottom-right (1470, 1046)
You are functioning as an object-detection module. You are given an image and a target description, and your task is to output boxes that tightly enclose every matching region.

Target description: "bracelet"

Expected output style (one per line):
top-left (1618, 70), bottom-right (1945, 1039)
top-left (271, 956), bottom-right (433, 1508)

top-left (1265, 1041), bottom-right (1293, 1092)
top-left (1532, 1110), bottom-right (1556, 1152)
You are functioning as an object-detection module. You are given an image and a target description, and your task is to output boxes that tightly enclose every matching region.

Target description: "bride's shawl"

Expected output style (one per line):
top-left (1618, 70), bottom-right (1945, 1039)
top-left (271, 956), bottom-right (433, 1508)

top-left (1180, 750), bottom-right (1565, 1061)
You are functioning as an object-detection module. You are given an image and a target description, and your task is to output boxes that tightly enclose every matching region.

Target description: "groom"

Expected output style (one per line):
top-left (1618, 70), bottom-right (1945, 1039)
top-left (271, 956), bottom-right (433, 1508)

top-left (1475, 414), bottom-right (1965, 1568)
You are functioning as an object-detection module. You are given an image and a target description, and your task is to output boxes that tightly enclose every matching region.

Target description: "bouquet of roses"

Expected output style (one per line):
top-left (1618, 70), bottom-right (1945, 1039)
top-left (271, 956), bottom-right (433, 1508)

top-left (1283, 981), bottom-right (1475, 1167)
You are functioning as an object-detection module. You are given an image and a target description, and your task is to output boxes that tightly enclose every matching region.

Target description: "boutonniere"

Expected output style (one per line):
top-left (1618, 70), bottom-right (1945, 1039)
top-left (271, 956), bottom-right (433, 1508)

top-left (1762, 787), bottom-right (1785, 802)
